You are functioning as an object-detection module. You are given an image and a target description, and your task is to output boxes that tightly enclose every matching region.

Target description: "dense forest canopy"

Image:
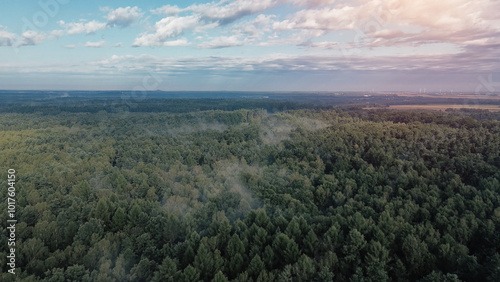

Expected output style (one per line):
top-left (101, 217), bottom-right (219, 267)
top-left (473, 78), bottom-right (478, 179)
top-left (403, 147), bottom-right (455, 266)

top-left (0, 98), bottom-right (499, 281)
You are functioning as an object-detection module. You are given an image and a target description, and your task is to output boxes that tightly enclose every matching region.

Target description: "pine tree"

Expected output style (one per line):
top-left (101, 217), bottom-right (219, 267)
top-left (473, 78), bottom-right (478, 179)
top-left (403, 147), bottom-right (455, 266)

top-left (194, 242), bottom-right (213, 281)
top-left (303, 229), bottom-right (318, 256)
top-left (263, 245), bottom-right (275, 269)
top-left (183, 265), bottom-right (200, 282)
top-left (129, 258), bottom-right (157, 282)
top-left (211, 271), bottom-right (229, 282)
top-left (247, 254), bottom-right (264, 279)
top-left (278, 265), bottom-right (292, 282)
top-left (153, 257), bottom-right (180, 282)
top-left (292, 254), bottom-right (315, 281)
top-left (111, 207), bottom-right (127, 232)
top-left (217, 218), bottom-right (231, 252)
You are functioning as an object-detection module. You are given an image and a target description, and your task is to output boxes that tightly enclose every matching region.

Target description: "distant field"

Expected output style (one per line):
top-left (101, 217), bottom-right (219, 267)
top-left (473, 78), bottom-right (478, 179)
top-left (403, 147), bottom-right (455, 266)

top-left (395, 94), bottom-right (500, 100)
top-left (386, 104), bottom-right (500, 111)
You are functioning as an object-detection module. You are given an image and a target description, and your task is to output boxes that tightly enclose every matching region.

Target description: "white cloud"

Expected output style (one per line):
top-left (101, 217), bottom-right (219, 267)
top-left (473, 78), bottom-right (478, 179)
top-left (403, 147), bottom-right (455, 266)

top-left (191, 0), bottom-right (279, 24)
top-left (88, 52), bottom-right (498, 74)
top-left (153, 0), bottom-right (279, 24)
top-left (18, 30), bottom-right (46, 47)
top-left (0, 26), bottom-right (16, 46)
top-left (106, 6), bottom-right (143, 27)
top-left (151, 5), bottom-right (183, 16)
top-left (259, 30), bottom-right (325, 47)
top-left (132, 15), bottom-right (201, 47)
top-left (0, 0), bottom-right (497, 78)
top-left (231, 15), bottom-right (275, 39)
top-left (289, 0), bottom-right (337, 7)
top-left (2, 45), bottom-right (498, 79)
top-left (64, 44), bottom-right (77, 49)
top-left (273, 0), bottom-right (500, 50)
top-left (198, 36), bottom-right (244, 49)
top-left (133, 0), bottom-right (279, 47)
top-left (298, 40), bottom-right (339, 49)
top-left (382, 0), bottom-right (485, 30)
top-left (59, 20), bottom-right (107, 35)
top-left (85, 40), bottom-right (106, 48)
top-left (137, 0), bottom-right (500, 52)
top-left (273, 6), bottom-right (364, 31)
top-left (50, 30), bottom-right (65, 38)
top-left (162, 38), bottom-right (191, 47)
top-left (48, 7), bottom-right (142, 40)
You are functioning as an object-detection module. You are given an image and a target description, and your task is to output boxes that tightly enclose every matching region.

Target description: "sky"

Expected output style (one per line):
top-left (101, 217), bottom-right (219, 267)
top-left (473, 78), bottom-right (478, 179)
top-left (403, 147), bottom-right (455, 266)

top-left (0, 0), bottom-right (499, 92)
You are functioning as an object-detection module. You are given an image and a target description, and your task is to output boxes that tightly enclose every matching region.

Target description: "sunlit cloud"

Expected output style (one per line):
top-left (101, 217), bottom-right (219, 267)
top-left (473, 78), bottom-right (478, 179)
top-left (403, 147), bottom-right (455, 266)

top-left (49, 29), bottom-right (65, 39)
top-left (132, 16), bottom-right (203, 47)
top-left (18, 30), bottom-right (46, 47)
top-left (230, 15), bottom-right (275, 39)
top-left (0, 0), bottom-right (499, 91)
top-left (151, 5), bottom-right (183, 16)
top-left (197, 35), bottom-right (245, 49)
top-left (0, 26), bottom-right (16, 46)
top-left (288, 0), bottom-right (337, 7)
top-left (274, 0), bottom-right (500, 50)
top-left (52, 6), bottom-right (142, 38)
top-left (5, 49), bottom-right (492, 75)
top-left (84, 40), bottom-right (106, 48)
top-left (105, 6), bottom-right (143, 28)
top-left (134, 0), bottom-right (279, 47)
top-left (162, 38), bottom-right (191, 47)
top-left (189, 0), bottom-right (279, 24)
top-left (59, 20), bottom-right (107, 35)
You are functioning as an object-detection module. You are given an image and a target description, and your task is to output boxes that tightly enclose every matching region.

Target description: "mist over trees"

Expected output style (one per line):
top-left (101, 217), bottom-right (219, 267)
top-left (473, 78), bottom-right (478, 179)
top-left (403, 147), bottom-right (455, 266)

top-left (0, 100), bottom-right (499, 281)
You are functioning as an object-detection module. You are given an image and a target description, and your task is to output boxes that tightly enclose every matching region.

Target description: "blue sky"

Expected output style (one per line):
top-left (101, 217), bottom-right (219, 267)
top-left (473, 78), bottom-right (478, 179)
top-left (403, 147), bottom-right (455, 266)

top-left (0, 0), bottom-right (499, 92)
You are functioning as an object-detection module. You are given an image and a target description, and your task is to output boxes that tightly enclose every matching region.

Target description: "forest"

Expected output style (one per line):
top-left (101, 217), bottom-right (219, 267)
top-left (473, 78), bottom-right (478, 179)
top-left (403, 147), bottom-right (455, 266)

top-left (0, 98), bottom-right (499, 281)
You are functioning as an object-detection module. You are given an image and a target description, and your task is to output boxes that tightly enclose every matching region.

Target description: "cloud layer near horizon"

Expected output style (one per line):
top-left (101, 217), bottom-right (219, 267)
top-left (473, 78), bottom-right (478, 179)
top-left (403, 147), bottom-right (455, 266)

top-left (0, 0), bottom-right (499, 91)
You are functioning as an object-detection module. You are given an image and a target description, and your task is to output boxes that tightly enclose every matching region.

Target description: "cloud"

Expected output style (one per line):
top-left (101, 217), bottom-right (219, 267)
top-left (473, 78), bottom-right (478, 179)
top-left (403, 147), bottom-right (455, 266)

top-left (151, 5), bottom-right (183, 16)
top-left (162, 38), bottom-right (191, 47)
top-left (273, 6), bottom-right (365, 31)
top-left (2, 47), bottom-right (499, 89)
top-left (59, 20), bottom-right (107, 35)
top-left (90, 52), bottom-right (489, 74)
top-left (121, 48), bottom-right (498, 73)
top-left (190, 0), bottom-right (279, 24)
top-left (18, 30), bottom-right (46, 47)
top-left (289, 0), bottom-right (337, 8)
top-left (0, 0), bottom-right (497, 78)
top-left (64, 44), bottom-right (77, 49)
top-left (0, 26), bottom-right (16, 46)
top-left (134, 0), bottom-right (279, 47)
top-left (132, 15), bottom-right (202, 47)
top-left (259, 30), bottom-right (325, 47)
top-left (137, 0), bottom-right (500, 52)
top-left (48, 6), bottom-right (142, 39)
top-left (85, 40), bottom-right (106, 48)
top-left (50, 30), bottom-right (65, 38)
top-left (106, 6), bottom-right (143, 27)
top-left (370, 29), bottom-right (406, 40)
top-left (273, 0), bottom-right (500, 50)
top-left (154, 0), bottom-right (279, 24)
top-left (382, 0), bottom-right (485, 30)
top-left (230, 14), bottom-right (275, 39)
top-left (198, 36), bottom-right (244, 49)
top-left (298, 40), bottom-right (339, 49)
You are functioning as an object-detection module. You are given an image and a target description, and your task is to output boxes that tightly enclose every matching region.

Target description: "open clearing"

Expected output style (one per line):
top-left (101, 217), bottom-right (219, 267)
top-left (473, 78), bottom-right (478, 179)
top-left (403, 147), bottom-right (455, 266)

top-left (394, 94), bottom-right (500, 100)
top-left (387, 104), bottom-right (500, 111)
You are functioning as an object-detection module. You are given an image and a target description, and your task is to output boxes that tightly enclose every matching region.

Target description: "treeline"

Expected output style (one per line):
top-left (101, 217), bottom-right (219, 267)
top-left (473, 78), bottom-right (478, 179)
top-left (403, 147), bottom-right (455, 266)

top-left (0, 105), bottom-right (499, 281)
top-left (0, 99), bottom-right (310, 115)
